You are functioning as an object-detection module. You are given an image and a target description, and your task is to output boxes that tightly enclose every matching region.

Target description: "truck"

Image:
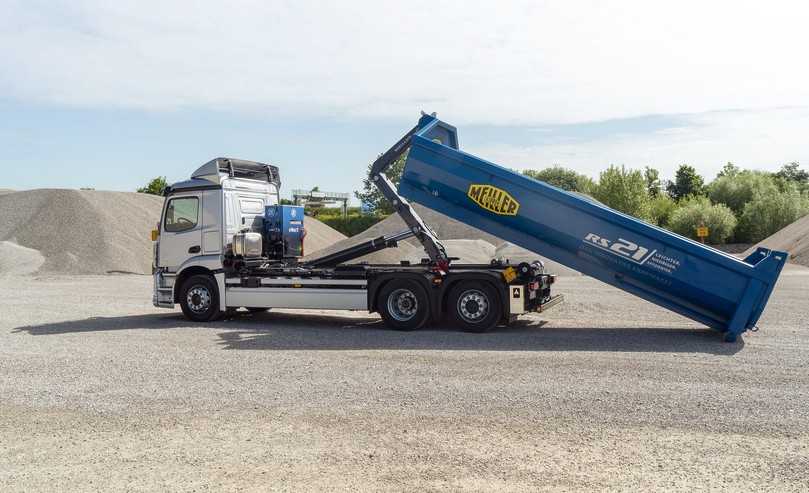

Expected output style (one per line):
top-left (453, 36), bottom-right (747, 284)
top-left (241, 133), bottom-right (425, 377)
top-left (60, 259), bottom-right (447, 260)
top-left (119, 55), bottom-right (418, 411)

top-left (153, 113), bottom-right (787, 341)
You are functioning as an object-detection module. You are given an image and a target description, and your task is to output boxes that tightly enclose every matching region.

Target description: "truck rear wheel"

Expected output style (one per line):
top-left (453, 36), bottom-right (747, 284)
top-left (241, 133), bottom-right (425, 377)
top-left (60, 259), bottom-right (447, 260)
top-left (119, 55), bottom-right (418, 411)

top-left (378, 279), bottom-right (430, 331)
top-left (179, 274), bottom-right (222, 322)
top-left (448, 281), bottom-right (501, 333)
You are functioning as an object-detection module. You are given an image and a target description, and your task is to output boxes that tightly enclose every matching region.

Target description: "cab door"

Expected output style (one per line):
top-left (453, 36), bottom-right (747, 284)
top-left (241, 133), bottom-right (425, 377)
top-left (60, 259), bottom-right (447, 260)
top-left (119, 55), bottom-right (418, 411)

top-left (158, 193), bottom-right (202, 271)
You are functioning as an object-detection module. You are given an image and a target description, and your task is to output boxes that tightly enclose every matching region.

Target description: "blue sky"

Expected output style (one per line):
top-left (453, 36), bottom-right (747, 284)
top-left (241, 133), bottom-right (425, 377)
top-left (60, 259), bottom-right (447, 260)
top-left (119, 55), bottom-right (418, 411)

top-left (2, 1), bottom-right (807, 201)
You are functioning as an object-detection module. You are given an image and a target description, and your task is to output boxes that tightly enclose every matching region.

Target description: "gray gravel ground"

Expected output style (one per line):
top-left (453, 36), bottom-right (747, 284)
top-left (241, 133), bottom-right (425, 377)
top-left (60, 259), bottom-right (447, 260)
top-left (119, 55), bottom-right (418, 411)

top-left (1, 268), bottom-right (808, 491)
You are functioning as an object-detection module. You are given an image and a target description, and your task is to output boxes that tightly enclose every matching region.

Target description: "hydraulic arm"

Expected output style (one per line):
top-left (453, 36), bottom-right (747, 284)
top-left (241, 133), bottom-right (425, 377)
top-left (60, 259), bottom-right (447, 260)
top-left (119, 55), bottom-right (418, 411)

top-left (367, 113), bottom-right (451, 271)
top-left (304, 230), bottom-right (415, 268)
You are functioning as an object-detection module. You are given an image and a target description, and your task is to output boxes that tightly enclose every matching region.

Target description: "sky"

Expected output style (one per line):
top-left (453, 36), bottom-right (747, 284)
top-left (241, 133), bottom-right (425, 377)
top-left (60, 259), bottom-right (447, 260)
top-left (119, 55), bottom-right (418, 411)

top-left (1, 1), bottom-right (807, 201)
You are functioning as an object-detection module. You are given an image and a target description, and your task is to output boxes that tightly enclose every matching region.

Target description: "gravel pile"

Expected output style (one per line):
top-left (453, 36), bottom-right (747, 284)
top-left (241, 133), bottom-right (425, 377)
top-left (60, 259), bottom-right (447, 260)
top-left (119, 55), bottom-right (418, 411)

top-left (439, 239), bottom-right (496, 264)
top-left (743, 214), bottom-right (809, 267)
top-left (303, 216), bottom-right (347, 256)
top-left (0, 240), bottom-right (45, 275)
top-left (0, 189), bottom-right (164, 275)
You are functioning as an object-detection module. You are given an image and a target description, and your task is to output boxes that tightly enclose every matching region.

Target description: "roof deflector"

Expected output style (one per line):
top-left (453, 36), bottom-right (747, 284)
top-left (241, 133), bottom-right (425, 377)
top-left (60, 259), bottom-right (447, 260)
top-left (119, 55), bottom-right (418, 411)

top-left (191, 157), bottom-right (281, 187)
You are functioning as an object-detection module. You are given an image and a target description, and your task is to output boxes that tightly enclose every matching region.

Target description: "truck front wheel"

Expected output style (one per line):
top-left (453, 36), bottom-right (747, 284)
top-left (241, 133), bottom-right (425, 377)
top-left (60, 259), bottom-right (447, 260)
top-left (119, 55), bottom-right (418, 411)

top-left (179, 274), bottom-right (222, 322)
top-left (378, 279), bottom-right (430, 331)
top-left (448, 281), bottom-right (501, 333)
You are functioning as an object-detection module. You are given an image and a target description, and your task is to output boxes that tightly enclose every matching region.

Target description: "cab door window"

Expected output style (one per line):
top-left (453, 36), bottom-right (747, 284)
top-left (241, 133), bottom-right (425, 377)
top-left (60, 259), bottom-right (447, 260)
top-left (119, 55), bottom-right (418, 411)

top-left (164, 197), bottom-right (199, 232)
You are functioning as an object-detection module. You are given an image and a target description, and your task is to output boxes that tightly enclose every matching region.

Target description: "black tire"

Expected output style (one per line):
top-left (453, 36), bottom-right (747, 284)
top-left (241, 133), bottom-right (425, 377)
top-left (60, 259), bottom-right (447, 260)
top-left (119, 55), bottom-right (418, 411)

top-left (378, 279), bottom-right (430, 331)
top-left (448, 281), bottom-right (501, 333)
top-left (246, 307), bottom-right (270, 314)
top-left (179, 274), bottom-right (222, 322)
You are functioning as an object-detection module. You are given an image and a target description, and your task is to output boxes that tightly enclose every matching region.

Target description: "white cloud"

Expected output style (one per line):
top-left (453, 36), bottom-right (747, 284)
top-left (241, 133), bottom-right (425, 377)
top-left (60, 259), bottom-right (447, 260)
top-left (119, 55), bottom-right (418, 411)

top-left (467, 107), bottom-right (809, 180)
top-left (1, 0), bottom-right (808, 125)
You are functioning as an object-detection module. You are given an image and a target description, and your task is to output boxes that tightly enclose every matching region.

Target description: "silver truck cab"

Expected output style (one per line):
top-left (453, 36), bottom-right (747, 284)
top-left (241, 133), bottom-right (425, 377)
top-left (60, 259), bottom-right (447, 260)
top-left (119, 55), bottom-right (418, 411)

top-left (153, 158), bottom-right (280, 312)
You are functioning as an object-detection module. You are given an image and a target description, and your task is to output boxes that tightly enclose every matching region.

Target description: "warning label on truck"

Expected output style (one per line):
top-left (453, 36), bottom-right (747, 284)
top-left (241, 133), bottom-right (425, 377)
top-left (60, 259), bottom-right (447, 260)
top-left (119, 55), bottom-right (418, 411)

top-left (467, 184), bottom-right (520, 216)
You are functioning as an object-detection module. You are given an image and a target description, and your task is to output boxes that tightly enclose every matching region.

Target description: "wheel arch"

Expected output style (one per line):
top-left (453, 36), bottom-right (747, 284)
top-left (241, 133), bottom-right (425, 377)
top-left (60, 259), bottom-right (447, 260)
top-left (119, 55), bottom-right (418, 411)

top-left (440, 272), bottom-right (509, 320)
top-left (367, 272), bottom-right (433, 314)
top-left (173, 265), bottom-right (216, 303)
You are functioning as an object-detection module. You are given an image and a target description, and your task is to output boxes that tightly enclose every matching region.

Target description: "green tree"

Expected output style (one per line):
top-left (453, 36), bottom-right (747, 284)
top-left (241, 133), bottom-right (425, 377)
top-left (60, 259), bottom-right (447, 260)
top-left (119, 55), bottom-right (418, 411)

top-left (644, 166), bottom-right (661, 197)
top-left (592, 165), bottom-right (650, 220)
top-left (522, 166), bottom-right (595, 193)
top-left (736, 188), bottom-right (809, 243)
top-left (648, 194), bottom-right (678, 227)
top-left (668, 197), bottom-right (736, 244)
top-left (666, 164), bottom-right (705, 201)
top-left (716, 162), bottom-right (740, 179)
top-left (354, 151), bottom-right (408, 215)
top-left (708, 170), bottom-right (779, 216)
top-left (137, 176), bottom-right (168, 196)
top-left (774, 161), bottom-right (809, 183)
top-left (773, 162), bottom-right (808, 192)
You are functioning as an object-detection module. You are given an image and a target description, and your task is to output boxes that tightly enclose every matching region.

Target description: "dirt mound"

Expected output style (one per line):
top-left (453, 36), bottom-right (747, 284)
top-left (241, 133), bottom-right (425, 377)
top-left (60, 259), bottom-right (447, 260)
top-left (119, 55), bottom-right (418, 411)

top-left (304, 217), bottom-right (347, 255)
top-left (0, 189), bottom-right (164, 275)
top-left (743, 214), bottom-right (809, 267)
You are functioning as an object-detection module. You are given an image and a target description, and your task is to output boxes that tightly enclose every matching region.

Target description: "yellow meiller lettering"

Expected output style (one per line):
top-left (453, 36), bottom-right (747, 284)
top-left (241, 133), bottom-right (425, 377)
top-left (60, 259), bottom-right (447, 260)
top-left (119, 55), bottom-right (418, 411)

top-left (466, 184), bottom-right (520, 216)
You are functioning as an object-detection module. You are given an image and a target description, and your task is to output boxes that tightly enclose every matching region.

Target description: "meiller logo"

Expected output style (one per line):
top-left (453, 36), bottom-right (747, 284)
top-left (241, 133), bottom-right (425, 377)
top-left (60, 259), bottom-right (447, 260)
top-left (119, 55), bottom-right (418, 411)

top-left (467, 184), bottom-right (520, 216)
top-left (583, 233), bottom-right (656, 264)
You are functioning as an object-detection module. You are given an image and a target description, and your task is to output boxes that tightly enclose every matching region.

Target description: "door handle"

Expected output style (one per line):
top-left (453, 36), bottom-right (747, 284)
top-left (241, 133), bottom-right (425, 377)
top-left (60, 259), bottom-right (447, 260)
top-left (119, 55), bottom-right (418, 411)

top-left (188, 245), bottom-right (201, 254)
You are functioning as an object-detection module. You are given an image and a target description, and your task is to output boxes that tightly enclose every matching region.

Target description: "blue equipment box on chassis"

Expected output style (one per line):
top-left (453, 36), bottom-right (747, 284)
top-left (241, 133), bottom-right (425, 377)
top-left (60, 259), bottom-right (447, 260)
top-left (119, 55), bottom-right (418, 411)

top-left (397, 114), bottom-right (787, 341)
top-left (265, 205), bottom-right (305, 257)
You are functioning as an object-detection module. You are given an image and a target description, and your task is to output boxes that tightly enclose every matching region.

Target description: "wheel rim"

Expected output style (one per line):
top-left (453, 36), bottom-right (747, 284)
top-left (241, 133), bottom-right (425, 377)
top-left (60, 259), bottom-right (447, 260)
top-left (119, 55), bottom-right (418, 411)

top-left (457, 289), bottom-right (489, 323)
top-left (187, 285), bottom-right (212, 313)
top-left (387, 288), bottom-right (418, 322)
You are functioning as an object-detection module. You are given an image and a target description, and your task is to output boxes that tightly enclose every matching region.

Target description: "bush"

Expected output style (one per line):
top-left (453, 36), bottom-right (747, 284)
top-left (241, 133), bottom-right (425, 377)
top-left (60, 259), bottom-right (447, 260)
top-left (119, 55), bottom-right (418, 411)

top-left (648, 194), bottom-right (678, 227)
top-left (592, 165), bottom-right (650, 220)
top-left (735, 189), bottom-right (809, 243)
top-left (318, 213), bottom-right (386, 237)
top-left (668, 197), bottom-right (736, 244)
top-left (708, 171), bottom-right (778, 215)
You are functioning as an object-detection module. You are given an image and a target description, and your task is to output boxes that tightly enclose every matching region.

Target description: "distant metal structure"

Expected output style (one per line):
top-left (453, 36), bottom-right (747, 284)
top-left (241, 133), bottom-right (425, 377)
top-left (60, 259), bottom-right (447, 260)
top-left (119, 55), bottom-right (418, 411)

top-left (292, 189), bottom-right (350, 217)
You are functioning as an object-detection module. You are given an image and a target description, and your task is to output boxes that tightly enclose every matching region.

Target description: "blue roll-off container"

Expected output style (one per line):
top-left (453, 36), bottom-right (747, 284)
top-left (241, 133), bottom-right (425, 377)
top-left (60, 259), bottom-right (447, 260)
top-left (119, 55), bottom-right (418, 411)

top-left (397, 115), bottom-right (787, 341)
